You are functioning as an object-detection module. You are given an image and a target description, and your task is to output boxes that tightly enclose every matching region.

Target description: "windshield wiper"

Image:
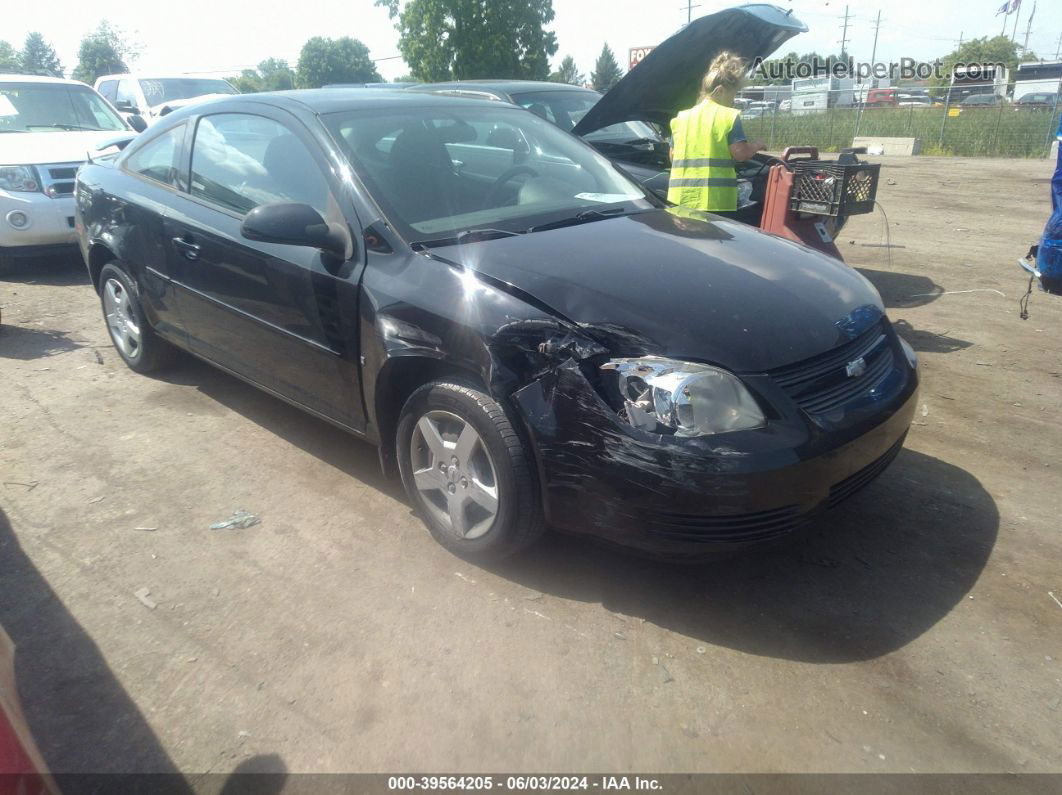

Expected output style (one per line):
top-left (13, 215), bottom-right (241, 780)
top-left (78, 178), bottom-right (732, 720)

top-left (528, 207), bottom-right (627, 234)
top-left (622, 137), bottom-right (663, 146)
top-left (25, 123), bottom-right (105, 131)
top-left (411, 227), bottom-right (524, 250)
top-left (0, 129), bottom-right (26, 133)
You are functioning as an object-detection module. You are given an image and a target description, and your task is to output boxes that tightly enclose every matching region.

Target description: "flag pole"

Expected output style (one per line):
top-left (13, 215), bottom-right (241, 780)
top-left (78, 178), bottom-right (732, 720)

top-left (1010, 1), bottom-right (1022, 43)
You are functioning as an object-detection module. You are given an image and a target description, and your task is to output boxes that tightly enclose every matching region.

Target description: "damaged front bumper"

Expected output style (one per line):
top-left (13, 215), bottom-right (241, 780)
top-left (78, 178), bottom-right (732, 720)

top-left (509, 346), bottom-right (918, 558)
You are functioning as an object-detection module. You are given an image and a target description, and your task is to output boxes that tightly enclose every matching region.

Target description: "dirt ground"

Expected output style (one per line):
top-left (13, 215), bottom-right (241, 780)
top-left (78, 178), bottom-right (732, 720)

top-left (1, 155), bottom-right (1060, 777)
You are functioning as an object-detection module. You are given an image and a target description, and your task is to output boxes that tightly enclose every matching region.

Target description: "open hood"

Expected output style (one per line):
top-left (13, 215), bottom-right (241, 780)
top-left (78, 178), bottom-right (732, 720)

top-left (573, 4), bottom-right (807, 135)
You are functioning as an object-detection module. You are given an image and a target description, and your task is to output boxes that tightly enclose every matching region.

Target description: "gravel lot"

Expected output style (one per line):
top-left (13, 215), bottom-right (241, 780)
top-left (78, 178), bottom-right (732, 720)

top-left (1, 155), bottom-right (1060, 776)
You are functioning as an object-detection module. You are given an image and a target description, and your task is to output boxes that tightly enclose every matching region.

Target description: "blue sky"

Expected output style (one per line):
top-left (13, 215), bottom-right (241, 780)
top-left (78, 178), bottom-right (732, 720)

top-left (5, 0), bottom-right (1061, 82)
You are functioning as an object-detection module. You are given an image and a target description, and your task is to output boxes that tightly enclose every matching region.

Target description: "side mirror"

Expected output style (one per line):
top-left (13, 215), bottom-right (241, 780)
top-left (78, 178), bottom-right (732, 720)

top-left (127, 114), bottom-right (147, 133)
top-left (115, 99), bottom-right (138, 113)
top-left (240, 203), bottom-right (348, 259)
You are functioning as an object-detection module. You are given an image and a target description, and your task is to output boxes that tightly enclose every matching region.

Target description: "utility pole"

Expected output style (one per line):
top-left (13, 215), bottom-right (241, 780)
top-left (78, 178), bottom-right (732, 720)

top-left (1055, 31), bottom-right (1061, 59)
top-left (679, 0), bottom-right (701, 25)
top-left (1022, 1), bottom-right (1036, 54)
top-left (853, 10), bottom-right (882, 141)
top-left (957, 31), bottom-right (963, 48)
top-left (839, 5), bottom-right (851, 58)
top-left (869, 10), bottom-right (882, 75)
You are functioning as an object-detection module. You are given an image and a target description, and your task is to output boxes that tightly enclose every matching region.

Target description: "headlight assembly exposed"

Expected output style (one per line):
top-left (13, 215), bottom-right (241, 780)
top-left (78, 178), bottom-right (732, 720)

top-left (601, 356), bottom-right (765, 436)
top-left (0, 166), bottom-right (40, 193)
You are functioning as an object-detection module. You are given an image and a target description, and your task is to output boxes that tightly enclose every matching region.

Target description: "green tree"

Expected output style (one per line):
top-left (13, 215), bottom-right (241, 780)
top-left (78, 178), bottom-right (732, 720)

top-left (550, 55), bottom-right (583, 86)
top-left (296, 37), bottom-right (381, 88)
top-left (376, 0), bottom-right (558, 82)
top-left (931, 36), bottom-right (1030, 94)
top-left (72, 22), bottom-right (137, 85)
top-left (229, 69), bottom-right (263, 93)
top-left (394, 74), bottom-right (416, 83)
top-left (257, 58), bottom-right (295, 91)
top-left (20, 32), bottom-right (63, 77)
top-left (228, 59), bottom-right (295, 93)
top-left (0, 41), bottom-right (19, 72)
top-left (590, 44), bottom-right (622, 92)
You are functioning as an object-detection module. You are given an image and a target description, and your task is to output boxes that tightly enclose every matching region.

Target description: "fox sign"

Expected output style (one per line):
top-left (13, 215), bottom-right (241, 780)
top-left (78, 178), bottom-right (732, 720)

top-left (628, 46), bottom-right (656, 70)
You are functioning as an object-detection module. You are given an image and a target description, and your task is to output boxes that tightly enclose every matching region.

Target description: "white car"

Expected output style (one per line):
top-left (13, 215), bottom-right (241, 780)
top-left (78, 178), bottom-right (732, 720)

top-left (1, 74), bottom-right (135, 273)
top-left (94, 74), bottom-right (238, 126)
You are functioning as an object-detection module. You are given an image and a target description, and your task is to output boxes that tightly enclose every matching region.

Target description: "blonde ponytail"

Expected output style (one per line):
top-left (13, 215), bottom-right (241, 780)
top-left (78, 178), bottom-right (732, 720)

top-left (699, 51), bottom-right (749, 100)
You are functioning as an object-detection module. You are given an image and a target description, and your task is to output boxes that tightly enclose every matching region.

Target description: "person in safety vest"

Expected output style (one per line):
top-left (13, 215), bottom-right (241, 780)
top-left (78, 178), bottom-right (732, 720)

top-left (668, 51), bottom-right (766, 216)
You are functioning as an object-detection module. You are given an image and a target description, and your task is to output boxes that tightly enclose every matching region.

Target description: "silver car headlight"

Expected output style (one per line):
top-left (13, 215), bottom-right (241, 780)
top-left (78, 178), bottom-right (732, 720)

top-left (600, 356), bottom-right (766, 436)
top-left (0, 166), bottom-right (41, 193)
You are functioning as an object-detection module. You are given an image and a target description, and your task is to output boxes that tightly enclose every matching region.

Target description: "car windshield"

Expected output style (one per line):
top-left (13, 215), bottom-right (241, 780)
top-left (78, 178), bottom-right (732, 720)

top-left (324, 104), bottom-right (655, 241)
top-left (139, 78), bottom-right (237, 106)
top-left (507, 89), bottom-right (662, 143)
top-left (0, 82), bottom-right (126, 132)
top-left (963, 95), bottom-right (995, 105)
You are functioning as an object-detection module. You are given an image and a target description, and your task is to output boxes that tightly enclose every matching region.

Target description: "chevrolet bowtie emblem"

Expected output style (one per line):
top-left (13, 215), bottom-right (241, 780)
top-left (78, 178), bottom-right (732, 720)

top-left (846, 357), bottom-right (867, 378)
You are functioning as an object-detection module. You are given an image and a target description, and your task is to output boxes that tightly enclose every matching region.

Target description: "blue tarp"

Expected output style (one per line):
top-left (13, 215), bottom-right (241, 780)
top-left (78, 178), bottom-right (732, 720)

top-left (1036, 115), bottom-right (1062, 293)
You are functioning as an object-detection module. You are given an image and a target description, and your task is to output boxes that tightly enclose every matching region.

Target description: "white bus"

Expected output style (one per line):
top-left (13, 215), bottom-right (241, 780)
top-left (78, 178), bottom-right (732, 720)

top-left (1013, 60), bottom-right (1062, 103)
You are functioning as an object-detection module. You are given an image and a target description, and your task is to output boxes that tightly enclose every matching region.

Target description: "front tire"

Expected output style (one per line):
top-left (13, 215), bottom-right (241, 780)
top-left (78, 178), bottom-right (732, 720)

top-left (397, 381), bottom-right (545, 561)
top-left (98, 262), bottom-right (176, 374)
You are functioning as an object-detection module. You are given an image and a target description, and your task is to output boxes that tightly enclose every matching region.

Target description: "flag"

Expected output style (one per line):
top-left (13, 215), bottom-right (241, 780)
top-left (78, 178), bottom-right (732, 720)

top-left (1009, 0), bottom-right (1021, 11)
top-left (995, 0), bottom-right (1008, 13)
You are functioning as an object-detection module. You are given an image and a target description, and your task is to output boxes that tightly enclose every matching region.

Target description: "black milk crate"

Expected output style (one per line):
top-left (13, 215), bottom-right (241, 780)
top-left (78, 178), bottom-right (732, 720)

top-left (789, 160), bottom-right (881, 217)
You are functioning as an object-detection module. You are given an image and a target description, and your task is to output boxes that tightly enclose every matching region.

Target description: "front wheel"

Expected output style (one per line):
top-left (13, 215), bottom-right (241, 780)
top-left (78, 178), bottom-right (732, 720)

top-left (397, 381), bottom-right (545, 561)
top-left (98, 262), bottom-right (176, 374)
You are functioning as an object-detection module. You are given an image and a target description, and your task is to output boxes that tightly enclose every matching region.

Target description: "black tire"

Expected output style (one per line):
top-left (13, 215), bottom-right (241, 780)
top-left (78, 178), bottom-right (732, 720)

top-left (98, 261), bottom-right (177, 374)
top-left (397, 381), bottom-right (545, 561)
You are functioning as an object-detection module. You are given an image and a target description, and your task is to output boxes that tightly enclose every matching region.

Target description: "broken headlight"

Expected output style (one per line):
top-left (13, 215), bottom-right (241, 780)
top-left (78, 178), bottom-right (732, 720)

top-left (600, 357), bottom-right (765, 436)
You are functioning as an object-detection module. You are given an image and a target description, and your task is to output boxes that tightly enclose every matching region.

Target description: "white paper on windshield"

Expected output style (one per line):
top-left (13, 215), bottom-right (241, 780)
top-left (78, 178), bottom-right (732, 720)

top-left (575, 192), bottom-right (634, 203)
top-left (0, 95), bottom-right (17, 116)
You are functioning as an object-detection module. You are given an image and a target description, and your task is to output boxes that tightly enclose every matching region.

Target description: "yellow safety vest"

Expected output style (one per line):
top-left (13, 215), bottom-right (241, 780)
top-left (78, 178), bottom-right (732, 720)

top-left (668, 99), bottom-right (740, 212)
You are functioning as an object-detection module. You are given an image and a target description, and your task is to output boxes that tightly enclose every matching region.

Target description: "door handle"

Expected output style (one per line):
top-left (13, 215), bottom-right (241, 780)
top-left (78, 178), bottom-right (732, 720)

top-left (172, 236), bottom-right (201, 261)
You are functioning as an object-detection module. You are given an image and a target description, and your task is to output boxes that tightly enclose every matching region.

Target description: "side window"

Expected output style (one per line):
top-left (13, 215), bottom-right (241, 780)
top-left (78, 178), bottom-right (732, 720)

top-left (124, 124), bottom-right (187, 188)
top-left (98, 80), bottom-right (118, 102)
top-left (116, 79), bottom-right (138, 110)
top-left (190, 113), bottom-right (330, 216)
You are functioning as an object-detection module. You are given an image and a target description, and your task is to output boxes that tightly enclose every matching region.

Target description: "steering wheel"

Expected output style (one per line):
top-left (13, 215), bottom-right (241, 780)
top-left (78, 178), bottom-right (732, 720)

top-left (486, 165), bottom-right (540, 206)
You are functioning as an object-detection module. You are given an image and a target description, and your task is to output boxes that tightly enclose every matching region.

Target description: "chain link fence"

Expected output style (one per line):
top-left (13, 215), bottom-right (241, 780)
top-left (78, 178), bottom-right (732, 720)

top-left (735, 84), bottom-right (1061, 159)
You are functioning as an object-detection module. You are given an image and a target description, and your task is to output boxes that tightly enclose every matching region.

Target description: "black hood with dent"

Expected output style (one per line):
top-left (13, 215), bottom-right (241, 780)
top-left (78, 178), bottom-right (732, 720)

top-left (428, 209), bottom-right (885, 373)
top-left (573, 4), bottom-right (808, 135)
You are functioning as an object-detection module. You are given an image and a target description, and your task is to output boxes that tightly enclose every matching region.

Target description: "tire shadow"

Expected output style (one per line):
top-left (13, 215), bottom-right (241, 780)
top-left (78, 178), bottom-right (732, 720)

top-left (0, 252), bottom-right (89, 286)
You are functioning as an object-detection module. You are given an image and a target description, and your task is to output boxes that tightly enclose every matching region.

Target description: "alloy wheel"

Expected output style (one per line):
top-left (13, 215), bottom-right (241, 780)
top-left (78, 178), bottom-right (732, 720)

top-left (103, 277), bottom-right (141, 361)
top-left (409, 410), bottom-right (500, 540)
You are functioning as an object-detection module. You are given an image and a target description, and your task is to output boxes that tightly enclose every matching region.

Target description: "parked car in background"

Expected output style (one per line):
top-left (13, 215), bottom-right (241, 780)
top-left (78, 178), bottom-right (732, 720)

top-left (1014, 92), bottom-right (1058, 110)
top-left (864, 88), bottom-right (897, 108)
top-left (324, 82), bottom-right (419, 89)
top-left (959, 93), bottom-right (1003, 109)
top-left (896, 92), bottom-right (932, 108)
top-left (1, 74), bottom-right (136, 274)
top-left (408, 79), bottom-right (671, 171)
top-left (75, 86), bottom-right (917, 561)
top-left (95, 74), bottom-right (237, 126)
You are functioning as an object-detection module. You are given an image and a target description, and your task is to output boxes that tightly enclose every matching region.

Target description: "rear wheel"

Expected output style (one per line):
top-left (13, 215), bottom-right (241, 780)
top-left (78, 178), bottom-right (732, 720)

top-left (397, 381), bottom-right (545, 560)
top-left (98, 262), bottom-right (176, 374)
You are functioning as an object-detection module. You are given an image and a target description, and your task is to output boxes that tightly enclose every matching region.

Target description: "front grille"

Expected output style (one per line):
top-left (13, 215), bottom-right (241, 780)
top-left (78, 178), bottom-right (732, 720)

top-left (827, 435), bottom-right (905, 509)
top-left (37, 162), bottom-right (81, 198)
top-left (768, 323), bottom-right (895, 415)
top-left (647, 505), bottom-right (801, 544)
